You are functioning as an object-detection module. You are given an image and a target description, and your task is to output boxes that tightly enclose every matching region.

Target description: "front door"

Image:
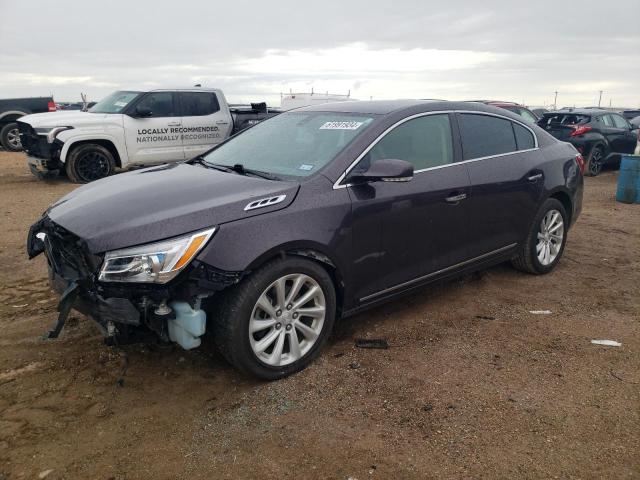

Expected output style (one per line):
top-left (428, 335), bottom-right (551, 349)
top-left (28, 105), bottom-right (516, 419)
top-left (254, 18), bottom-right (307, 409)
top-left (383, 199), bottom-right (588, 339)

top-left (178, 91), bottom-right (232, 160)
top-left (606, 114), bottom-right (638, 154)
top-left (346, 113), bottom-right (472, 302)
top-left (123, 91), bottom-right (184, 166)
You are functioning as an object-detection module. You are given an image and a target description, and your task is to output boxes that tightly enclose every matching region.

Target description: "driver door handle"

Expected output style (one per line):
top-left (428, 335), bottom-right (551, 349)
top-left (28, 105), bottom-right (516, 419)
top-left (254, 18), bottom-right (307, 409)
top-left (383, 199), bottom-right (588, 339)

top-left (168, 121), bottom-right (181, 126)
top-left (445, 193), bottom-right (467, 203)
top-left (528, 173), bottom-right (543, 182)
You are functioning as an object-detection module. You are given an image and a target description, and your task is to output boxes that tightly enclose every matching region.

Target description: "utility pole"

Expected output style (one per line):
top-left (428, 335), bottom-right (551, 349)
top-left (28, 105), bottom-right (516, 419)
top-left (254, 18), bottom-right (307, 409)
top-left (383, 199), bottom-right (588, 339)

top-left (598, 90), bottom-right (603, 107)
top-left (553, 91), bottom-right (558, 110)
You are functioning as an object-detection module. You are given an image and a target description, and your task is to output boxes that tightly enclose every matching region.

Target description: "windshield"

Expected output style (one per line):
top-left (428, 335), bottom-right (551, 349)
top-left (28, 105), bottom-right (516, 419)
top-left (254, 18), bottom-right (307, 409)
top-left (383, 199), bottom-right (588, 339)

top-left (202, 112), bottom-right (375, 178)
top-left (89, 90), bottom-right (141, 114)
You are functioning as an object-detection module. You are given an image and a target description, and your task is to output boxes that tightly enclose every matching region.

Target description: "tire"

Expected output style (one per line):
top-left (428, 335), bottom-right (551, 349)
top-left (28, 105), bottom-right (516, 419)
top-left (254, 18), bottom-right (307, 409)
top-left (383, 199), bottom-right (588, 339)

top-left (65, 143), bottom-right (115, 183)
top-left (511, 198), bottom-right (568, 275)
top-left (585, 144), bottom-right (604, 177)
top-left (211, 256), bottom-right (337, 380)
top-left (0, 123), bottom-right (23, 151)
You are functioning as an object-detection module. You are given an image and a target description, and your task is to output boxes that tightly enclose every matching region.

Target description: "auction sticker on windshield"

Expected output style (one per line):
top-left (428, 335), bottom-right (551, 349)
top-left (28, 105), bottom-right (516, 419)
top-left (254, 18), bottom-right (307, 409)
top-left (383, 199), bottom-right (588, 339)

top-left (319, 121), bottom-right (364, 130)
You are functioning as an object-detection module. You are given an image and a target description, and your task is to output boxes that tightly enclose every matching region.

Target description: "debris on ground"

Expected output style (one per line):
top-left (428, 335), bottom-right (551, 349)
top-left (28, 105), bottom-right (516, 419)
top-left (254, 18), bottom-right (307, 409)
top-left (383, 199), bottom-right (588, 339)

top-left (355, 338), bottom-right (389, 349)
top-left (529, 310), bottom-right (552, 315)
top-left (591, 339), bottom-right (622, 347)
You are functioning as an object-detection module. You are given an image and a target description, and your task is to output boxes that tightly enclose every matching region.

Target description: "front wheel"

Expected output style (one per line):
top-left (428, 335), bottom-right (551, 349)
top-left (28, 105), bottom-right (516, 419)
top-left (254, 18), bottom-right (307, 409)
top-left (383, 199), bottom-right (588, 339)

top-left (65, 143), bottom-right (115, 183)
top-left (211, 257), bottom-right (336, 380)
top-left (511, 198), bottom-right (568, 274)
top-left (0, 123), bottom-right (23, 151)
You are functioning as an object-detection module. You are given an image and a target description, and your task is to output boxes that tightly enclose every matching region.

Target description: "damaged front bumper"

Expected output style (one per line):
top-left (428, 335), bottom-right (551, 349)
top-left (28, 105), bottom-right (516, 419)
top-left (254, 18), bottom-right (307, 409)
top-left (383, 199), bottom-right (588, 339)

top-left (17, 121), bottom-right (64, 177)
top-left (27, 216), bottom-right (244, 348)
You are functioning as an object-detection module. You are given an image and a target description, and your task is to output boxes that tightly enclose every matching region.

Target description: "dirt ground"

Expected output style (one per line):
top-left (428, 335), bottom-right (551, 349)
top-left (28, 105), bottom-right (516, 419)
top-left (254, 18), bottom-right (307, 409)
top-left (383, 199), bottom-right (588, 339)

top-left (0, 150), bottom-right (638, 480)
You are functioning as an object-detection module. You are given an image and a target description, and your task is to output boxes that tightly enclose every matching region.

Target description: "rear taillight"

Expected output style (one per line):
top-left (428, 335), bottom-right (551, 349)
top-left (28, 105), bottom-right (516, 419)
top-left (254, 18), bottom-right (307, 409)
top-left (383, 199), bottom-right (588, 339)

top-left (569, 125), bottom-right (592, 137)
top-left (47, 101), bottom-right (56, 112)
top-left (575, 153), bottom-right (586, 175)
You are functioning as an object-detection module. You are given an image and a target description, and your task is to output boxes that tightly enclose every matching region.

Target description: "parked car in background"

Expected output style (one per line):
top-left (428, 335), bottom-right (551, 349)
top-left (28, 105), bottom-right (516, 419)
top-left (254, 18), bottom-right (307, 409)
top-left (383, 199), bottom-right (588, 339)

top-left (470, 100), bottom-right (539, 124)
top-left (531, 108), bottom-right (550, 118)
top-left (621, 109), bottom-right (640, 121)
top-left (630, 116), bottom-right (640, 129)
top-left (28, 100), bottom-right (584, 379)
top-left (538, 109), bottom-right (639, 176)
top-left (0, 97), bottom-right (56, 151)
top-left (18, 87), bottom-right (280, 182)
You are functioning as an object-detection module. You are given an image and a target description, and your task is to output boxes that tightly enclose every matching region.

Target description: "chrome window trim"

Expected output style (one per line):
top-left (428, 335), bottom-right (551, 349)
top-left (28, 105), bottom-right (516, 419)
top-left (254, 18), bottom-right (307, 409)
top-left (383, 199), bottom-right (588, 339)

top-left (333, 110), bottom-right (539, 190)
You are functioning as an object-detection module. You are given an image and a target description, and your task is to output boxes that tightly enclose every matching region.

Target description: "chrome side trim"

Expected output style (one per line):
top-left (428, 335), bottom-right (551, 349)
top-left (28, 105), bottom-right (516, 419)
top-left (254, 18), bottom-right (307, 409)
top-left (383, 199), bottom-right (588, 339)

top-left (244, 194), bottom-right (287, 211)
top-left (359, 243), bottom-right (518, 303)
top-left (333, 110), bottom-right (539, 190)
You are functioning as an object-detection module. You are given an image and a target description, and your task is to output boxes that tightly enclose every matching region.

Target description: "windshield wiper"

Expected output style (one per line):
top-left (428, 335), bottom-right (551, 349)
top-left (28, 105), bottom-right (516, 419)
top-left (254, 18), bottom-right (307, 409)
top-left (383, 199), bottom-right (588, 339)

top-left (191, 159), bottom-right (280, 181)
top-left (230, 163), bottom-right (281, 181)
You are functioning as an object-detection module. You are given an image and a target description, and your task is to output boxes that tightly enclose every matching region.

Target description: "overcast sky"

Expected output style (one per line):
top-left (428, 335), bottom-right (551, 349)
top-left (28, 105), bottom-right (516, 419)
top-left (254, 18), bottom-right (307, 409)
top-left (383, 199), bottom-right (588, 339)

top-left (1, 0), bottom-right (638, 108)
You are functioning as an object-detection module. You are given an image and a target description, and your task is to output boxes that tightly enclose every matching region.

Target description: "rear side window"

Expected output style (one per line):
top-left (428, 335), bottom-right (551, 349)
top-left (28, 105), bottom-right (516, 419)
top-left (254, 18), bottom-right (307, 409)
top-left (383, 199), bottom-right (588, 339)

top-left (180, 92), bottom-right (220, 116)
top-left (363, 114), bottom-right (453, 171)
top-left (135, 92), bottom-right (176, 117)
top-left (458, 114), bottom-right (516, 160)
top-left (513, 123), bottom-right (535, 150)
top-left (601, 115), bottom-right (614, 127)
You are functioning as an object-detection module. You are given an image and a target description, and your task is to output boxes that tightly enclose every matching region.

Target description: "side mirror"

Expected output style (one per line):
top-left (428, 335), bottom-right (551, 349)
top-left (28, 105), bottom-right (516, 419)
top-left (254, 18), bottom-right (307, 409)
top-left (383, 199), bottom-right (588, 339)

top-left (133, 106), bottom-right (152, 117)
top-left (348, 159), bottom-right (414, 184)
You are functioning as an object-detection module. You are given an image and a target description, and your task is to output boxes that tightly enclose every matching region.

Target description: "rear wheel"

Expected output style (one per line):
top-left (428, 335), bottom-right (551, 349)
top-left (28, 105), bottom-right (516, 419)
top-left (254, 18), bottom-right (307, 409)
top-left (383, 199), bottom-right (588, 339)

top-left (0, 123), bottom-right (22, 151)
top-left (65, 143), bottom-right (115, 183)
top-left (211, 257), bottom-right (336, 380)
top-left (586, 145), bottom-right (604, 176)
top-left (511, 198), bottom-right (568, 275)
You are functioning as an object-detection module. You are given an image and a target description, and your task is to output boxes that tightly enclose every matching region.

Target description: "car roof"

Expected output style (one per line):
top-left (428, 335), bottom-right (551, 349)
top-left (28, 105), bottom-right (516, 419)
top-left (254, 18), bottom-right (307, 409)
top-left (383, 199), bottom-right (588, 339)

top-left (546, 108), bottom-right (609, 116)
top-left (467, 100), bottom-right (523, 107)
top-left (292, 99), bottom-right (524, 117)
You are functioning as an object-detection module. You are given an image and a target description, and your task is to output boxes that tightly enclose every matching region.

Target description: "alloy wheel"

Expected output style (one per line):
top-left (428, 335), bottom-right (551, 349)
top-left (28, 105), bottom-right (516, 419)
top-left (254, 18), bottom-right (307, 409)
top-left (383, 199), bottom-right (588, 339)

top-left (6, 127), bottom-right (21, 149)
top-left (536, 209), bottom-right (564, 266)
top-left (589, 148), bottom-right (603, 175)
top-left (76, 151), bottom-right (110, 181)
top-left (249, 273), bottom-right (326, 367)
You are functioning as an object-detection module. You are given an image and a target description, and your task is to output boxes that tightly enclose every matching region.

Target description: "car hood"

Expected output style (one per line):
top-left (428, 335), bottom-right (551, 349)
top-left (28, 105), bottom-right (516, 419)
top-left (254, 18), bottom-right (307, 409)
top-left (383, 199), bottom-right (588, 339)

top-left (20, 111), bottom-right (121, 128)
top-left (46, 163), bottom-right (299, 253)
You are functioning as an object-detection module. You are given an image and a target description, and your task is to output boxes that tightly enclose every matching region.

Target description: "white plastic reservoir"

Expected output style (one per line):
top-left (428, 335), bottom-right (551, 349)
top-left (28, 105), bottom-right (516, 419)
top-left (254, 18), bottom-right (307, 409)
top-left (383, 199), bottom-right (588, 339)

top-left (168, 301), bottom-right (206, 350)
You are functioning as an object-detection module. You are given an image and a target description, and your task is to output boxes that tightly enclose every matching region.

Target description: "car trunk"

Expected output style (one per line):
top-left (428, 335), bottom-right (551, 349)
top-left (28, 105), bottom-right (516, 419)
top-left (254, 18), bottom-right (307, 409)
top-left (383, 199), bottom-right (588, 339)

top-left (538, 114), bottom-right (591, 140)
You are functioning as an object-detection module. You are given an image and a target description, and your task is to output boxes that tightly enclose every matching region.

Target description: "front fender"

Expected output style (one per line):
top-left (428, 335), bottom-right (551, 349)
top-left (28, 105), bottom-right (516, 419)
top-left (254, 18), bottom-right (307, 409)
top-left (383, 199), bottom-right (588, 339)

top-left (58, 131), bottom-right (128, 165)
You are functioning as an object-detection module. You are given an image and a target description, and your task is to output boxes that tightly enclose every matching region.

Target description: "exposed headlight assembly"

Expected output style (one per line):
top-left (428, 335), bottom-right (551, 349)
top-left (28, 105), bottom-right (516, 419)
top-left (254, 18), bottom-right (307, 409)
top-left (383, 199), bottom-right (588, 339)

top-left (98, 228), bottom-right (216, 283)
top-left (34, 126), bottom-right (73, 143)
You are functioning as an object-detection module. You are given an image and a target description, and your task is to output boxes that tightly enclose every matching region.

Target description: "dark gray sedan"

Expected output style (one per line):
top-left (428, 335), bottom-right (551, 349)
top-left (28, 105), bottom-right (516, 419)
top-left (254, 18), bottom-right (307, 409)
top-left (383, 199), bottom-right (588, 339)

top-left (28, 100), bottom-right (584, 379)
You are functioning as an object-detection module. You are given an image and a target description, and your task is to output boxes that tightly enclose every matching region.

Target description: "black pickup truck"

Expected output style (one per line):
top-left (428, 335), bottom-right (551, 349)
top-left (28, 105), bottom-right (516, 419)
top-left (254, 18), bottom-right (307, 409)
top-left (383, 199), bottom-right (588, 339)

top-left (0, 97), bottom-right (56, 151)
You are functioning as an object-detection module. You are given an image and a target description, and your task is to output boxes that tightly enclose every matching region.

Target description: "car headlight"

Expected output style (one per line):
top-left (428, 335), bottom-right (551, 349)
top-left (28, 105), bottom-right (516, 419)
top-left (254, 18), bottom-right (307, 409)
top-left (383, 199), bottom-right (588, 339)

top-left (98, 228), bottom-right (216, 283)
top-left (34, 126), bottom-right (73, 143)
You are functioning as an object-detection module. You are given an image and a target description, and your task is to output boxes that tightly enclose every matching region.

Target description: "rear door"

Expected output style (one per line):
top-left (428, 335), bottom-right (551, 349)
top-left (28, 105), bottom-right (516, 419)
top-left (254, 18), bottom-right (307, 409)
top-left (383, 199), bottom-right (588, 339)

top-left (458, 112), bottom-right (544, 257)
top-left (123, 91), bottom-right (184, 165)
top-left (178, 91), bottom-right (232, 159)
top-left (346, 113), bottom-right (472, 301)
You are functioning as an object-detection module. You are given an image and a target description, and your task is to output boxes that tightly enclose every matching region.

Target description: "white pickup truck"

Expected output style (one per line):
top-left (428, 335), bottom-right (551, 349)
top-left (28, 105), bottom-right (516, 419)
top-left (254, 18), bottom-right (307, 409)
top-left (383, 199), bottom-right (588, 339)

top-left (18, 87), bottom-right (279, 182)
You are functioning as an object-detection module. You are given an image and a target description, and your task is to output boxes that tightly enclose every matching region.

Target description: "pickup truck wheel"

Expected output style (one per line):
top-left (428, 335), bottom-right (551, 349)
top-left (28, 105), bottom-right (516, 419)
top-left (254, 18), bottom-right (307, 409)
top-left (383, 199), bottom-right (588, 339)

top-left (511, 198), bottom-right (567, 275)
top-left (586, 145), bottom-right (604, 177)
top-left (0, 123), bottom-right (23, 151)
top-left (211, 257), bottom-right (336, 380)
top-left (65, 144), bottom-right (115, 183)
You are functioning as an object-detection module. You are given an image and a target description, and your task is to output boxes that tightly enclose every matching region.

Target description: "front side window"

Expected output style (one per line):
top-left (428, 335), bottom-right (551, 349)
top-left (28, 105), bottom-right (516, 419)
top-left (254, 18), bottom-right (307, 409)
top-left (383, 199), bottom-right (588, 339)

top-left (611, 114), bottom-right (629, 129)
top-left (180, 92), bottom-right (220, 116)
top-left (458, 114), bottom-right (517, 160)
top-left (203, 112), bottom-right (375, 178)
top-left (89, 90), bottom-right (141, 114)
top-left (135, 92), bottom-right (175, 117)
top-left (357, 114), bottom-right (453, 172)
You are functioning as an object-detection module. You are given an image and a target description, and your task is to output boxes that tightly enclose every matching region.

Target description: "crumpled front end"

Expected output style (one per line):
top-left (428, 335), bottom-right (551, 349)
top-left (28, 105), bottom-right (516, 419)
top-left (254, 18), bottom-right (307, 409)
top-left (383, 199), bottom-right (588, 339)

top-left (18, 121), bottom-right (64, 177)
top-left (27, 216), bottom-right (244, 348)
